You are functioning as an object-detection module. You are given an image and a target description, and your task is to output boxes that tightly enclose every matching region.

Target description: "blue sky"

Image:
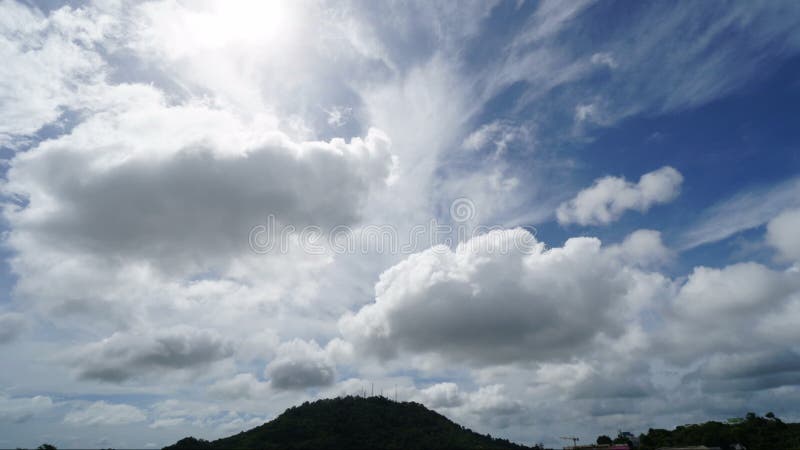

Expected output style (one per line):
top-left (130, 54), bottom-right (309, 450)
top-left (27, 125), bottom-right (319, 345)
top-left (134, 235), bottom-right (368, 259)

top-left (539, 54), bottom-right (800, 271)
top-left (2, 1), bottom-right (800, 448)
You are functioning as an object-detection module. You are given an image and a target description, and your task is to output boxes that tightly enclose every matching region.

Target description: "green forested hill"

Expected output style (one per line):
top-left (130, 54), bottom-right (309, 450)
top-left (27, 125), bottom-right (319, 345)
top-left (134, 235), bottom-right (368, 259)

top-left (162, 399), bottom-right (800, 450)
top-left (162, 396), bottom-right (529, 450)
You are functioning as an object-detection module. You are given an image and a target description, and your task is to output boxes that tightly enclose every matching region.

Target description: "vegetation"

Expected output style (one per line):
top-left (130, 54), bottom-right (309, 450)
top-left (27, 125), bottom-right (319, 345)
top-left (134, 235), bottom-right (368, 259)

top-left (596, 435), bottom-right (613, 445)
top-left (163, 395), bottom-right (528, 450)
top-left (635, 412), bottom-right (800, 450)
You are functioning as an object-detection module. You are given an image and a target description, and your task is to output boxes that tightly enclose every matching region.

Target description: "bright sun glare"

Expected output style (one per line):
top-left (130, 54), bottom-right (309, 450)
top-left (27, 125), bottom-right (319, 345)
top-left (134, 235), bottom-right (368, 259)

top-left (190, 0), bottom-right (295, 49)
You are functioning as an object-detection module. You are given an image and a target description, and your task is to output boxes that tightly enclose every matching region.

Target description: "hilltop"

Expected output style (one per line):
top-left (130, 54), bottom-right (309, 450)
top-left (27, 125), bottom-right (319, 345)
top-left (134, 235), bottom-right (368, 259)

top-left (162, 396), bottom-right (530, 450)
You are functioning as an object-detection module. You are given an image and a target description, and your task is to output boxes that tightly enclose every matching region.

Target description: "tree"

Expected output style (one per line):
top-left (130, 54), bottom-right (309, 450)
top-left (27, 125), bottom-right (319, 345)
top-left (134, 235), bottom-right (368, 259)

top-left (37, 445), bottom-right (57, 450)
top-left (597, 435), bottom-right (613, 445)
top-left (614, 434), bottom-right (633, 447)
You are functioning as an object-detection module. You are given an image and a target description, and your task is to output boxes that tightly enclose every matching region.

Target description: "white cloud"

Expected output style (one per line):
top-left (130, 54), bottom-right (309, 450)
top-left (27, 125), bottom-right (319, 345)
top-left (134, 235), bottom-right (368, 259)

top-left (679, 177), bottom-right (800, 250)
top-left (767, 208), bottom-right (800, 262)
top-left (0, 2), bottom-right (113, 146)
top-left (466, 384), bottom-right (524, 417)
top-left (340, 228), bottom-right (669, 366)
top-left (0, 394), bottom-right (53, 423)
top-left (64, 401), bottom-right (147, 426)
top-left (325, 106), bottom-right (352, 127)
top-left (149, 417), bottom-right (187, 429)
top-left (569, 363), bottom-right (655, 400)
top-left (535, 2), bottom-right (800, 129)
top-left (611, 2), bottom-right (800, 114)
top-left (687, 350), bottom-right (800, 393)
top-left (557, 166), bottom-right (683, 226)
top-left (605, 229), bottom-right (673, 269)
top-left (590, 52), bottom-right (618, 69)
top-left (574, 103), bottom-right (595, 121)
top-left (3, 84), bottom-right (394, 275)
top-left (673, 263), bottom-right (796, 320)
top-left (572, 100), bottom-right (615, 130)
top-left (418, 382), bottom-right (464, 408)
top-left (512, 0), bottom-right (597, 48)
top-left (0, 80), bottom-right (395, 356)
top-left (660, 262), bottom-right (800, 364)
top-left (147, 397), bottom-right (270, 436)
top-left (209, 373), bottom-right (269, 400)
top-left (150, 399), bottom-right (221, 428)
top-left (411, 382), bottom-right (526, 430)
top-left (0, 312), bottom-right (26, 344)
top-left (462, 120), bottom-right (532, 156)
top-left (265, 339), bottom-right (335, 390)
top-left (68, 326), bottom-right (234, 383)
top-left (1, 1), bottom-right (800, 447)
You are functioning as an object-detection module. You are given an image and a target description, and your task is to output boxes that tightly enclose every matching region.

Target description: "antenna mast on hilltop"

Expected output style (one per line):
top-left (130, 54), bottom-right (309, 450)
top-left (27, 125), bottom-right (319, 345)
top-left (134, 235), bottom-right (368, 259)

top-left (560, 436), bottom-right (579, 449)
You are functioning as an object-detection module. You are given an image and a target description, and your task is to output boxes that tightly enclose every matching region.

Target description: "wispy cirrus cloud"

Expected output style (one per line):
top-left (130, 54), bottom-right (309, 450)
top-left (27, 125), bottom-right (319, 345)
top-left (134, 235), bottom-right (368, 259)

top-left (679, 177), bottom-right (800, 250)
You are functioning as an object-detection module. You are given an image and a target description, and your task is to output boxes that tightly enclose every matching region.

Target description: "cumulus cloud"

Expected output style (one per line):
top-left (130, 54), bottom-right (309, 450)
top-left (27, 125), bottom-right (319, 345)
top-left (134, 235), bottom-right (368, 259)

top-left (0, 81), bottom-right (396, 352)
top-left (340, 228), bottom-right (669, 366)
top-left (2, 85), bottom-right (394, 274)
top-left (209, 373), bottom-right (269, 400)
top-left (687, 350), bottom-right (800, 393)
top-left (69, 326), bottom-right (234, 382)
top-left (0, 312), bottom-right (26, 344)
top-left (418, 382), bottom-right (464, 408)
top-left (660, 262), bottom-right (800, 364)
top-left (266, 339), bottom-right (335, 390)
top-left (569, 363), bottom-right (655, 400)
top-left (64, 401), bottom-right (147, 426)
top-left (412, 382), bottom-right (523, 429)
top-left (671, 263), bottom-right (797, 324)
top-left (767, 208), bottom-right (800, 261)
top-left (467, 384), bottom-right (524, 417)
top-left (557, 166), bottom-right (683, 226)
top-left (0, 394), bottom-right (53, 423)
top-left (605, 229), bottom-right (673, 268)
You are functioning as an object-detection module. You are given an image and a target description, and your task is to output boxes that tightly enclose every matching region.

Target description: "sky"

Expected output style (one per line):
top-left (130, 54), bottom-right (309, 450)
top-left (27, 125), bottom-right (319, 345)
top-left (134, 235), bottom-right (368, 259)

top-left (1, 0), bottom-right (800, 448)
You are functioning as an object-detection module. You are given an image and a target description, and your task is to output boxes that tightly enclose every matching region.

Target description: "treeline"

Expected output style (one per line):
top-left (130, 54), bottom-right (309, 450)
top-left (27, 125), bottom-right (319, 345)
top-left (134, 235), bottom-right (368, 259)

top-left (634, 412), bottom-right (800, 450)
